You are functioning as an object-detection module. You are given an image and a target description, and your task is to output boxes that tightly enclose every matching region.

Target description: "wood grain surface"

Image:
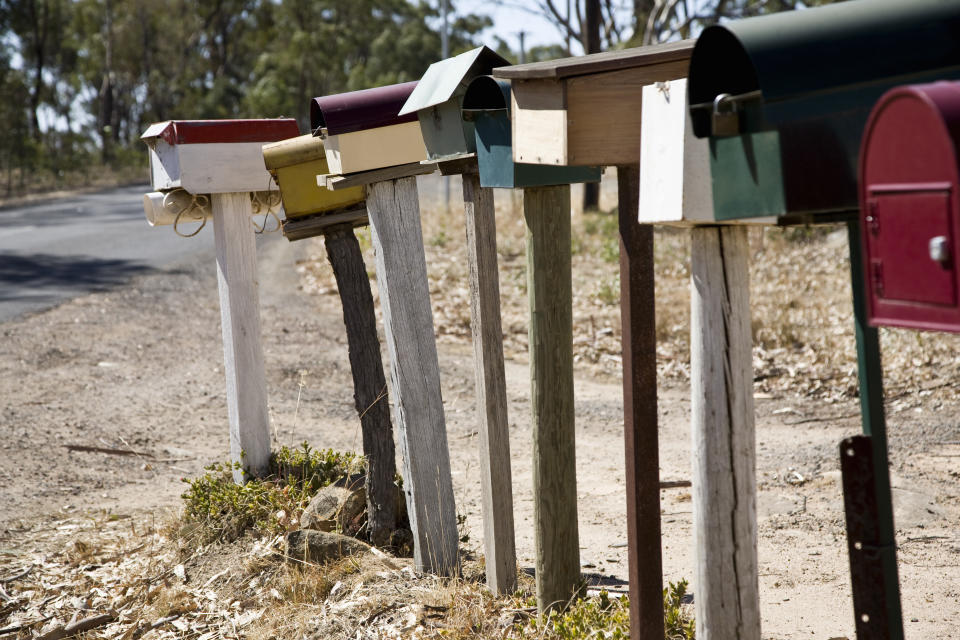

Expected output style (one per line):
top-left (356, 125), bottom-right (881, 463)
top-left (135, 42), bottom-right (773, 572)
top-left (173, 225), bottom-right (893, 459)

top-left (689, 225), bottom-right (760, 640)
top-left (323, 224), bottom-right (397, 547)
top-left (461, 173), bottom-right (517, 594)
top-left (523, 185), bottom-right (580, 611)
top-left (211, 192), bottom-right (271, 482)
top-left (366, 177), bottom-right (459, 575)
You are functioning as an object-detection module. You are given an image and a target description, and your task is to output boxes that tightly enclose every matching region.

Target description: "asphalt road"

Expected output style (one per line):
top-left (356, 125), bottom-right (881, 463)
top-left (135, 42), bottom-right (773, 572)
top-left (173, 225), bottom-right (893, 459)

top-left (0, 184), bottom-right (216, 323)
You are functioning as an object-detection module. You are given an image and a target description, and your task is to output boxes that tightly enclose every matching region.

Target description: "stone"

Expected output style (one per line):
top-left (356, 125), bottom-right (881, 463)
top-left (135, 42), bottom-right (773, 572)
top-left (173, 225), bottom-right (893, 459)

top-left (284, 529), bottom-right (372, 564)
top-left (300, 476), bottom-right (367, 534)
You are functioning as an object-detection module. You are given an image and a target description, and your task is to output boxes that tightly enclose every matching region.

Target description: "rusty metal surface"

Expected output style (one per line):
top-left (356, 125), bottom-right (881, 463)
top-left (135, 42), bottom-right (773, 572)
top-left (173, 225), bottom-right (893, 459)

top-left (141, 119), bottom-right (299, 146)
top-left (840, 435), bottom-right (893, 640)
top-left (310, 81), bottom-right (419, 136)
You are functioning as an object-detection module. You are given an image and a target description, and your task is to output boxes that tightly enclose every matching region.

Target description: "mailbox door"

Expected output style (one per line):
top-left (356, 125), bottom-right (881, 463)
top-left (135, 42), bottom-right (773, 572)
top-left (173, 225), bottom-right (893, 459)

top-left (864, 188), bottom-right (957, 308)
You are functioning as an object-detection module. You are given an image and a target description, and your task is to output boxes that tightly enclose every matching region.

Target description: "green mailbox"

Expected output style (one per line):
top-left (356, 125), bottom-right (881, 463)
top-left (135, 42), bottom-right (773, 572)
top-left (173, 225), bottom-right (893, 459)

top-left (687, 0), bottom-right (960, 222)
top-left (461, 76), bottom-right (601, 189)
top-left (400, 46), bottom-right (509, 163)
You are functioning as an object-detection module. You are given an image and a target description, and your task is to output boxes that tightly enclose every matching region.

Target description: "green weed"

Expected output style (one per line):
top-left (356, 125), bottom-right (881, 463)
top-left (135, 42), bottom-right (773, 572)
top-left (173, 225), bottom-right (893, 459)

top-left (180, 443), bottom-right (361, 542)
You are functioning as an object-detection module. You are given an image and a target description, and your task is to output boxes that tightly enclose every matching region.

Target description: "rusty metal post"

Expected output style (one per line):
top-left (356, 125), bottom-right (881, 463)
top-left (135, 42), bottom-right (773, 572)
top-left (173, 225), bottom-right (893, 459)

top-left (617, 165), bottom-right (665, 639)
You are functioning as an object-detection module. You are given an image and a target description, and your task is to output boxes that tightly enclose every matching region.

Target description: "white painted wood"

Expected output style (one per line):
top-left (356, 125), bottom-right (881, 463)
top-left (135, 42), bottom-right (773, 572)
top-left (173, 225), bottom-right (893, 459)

top-left (319, 161), bottom-right (437, 191)
top-left (323, 121), bottom-right (428, 175)
top-left (638, 79), bottom-right (775, 227)
top-left (143, 190), bottom-right (210, 227)
top-left (146, 142), bottom-right (276, 194)
top-left (461, 173), bottom-right (517, 594)
top-left (366, 177), bottom-right (459, 576)
top-left (689, 225), bottom-right (760, 640)
top-left (212, 192), bottom-right (272, 483)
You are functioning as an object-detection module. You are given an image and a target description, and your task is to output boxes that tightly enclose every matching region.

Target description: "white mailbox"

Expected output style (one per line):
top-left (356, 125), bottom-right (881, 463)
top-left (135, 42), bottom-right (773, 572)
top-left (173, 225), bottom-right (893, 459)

top-left (638, 79), bottom-right (776, 226)
top-left (141, 119), bottom-right (300, 194)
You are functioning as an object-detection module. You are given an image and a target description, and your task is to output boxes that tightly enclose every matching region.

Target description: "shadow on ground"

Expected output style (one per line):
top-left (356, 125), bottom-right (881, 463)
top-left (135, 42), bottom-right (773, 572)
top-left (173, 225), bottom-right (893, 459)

top-left (0, 253), bottom-right (152, 301)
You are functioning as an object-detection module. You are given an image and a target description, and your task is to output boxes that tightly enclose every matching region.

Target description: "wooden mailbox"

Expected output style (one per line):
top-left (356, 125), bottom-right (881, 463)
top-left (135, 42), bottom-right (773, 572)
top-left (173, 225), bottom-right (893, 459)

top-left (142, 119), bottom-right (297, 194)
top-left (686, 0), bottom-right (960, 222)
top-left (494, 40), bottom-right (691, 167)
top-left (310, 81), bottom-right (427, 175)
top-left (399, 45), bottom-right (509, 162)
top-left (860, 81), bottom-right (960, 334)
top-left (262, 134), bottom-right (366, 241)
top-left (461, 76), bottom-right (600, 189)
top-left (140, 118), bottom-right (299, 484)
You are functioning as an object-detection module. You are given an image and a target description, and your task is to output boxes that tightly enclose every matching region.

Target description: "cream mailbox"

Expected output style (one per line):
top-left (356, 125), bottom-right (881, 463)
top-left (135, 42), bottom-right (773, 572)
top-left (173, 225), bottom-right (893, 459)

top-left (399, 45), bottom-right (508, 163)
top-left (310, 81), bottom-right (427, 175)
top-left (262, 134), bottom-right (366, 241)
top-left (139, 118), bottom-right (299, 483)
top-left (494, 40), bottom-right (691, 167)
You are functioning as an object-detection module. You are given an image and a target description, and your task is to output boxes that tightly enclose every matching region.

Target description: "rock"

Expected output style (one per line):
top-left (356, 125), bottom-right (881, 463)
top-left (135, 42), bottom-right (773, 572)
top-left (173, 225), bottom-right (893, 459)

top-left (284, 529), bottom-right (372, 564)
top-left (300, 478), bottom-right (367, 534)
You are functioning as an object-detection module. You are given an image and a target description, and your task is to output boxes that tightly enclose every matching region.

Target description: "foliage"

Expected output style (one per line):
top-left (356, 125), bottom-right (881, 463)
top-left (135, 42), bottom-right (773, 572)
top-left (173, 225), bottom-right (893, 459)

top-left (180, 443), bottom-right (361, 542)
top-left (0, 0), bottom-right (490, 197)
top-left (510, 581), bottom-right (694, 639)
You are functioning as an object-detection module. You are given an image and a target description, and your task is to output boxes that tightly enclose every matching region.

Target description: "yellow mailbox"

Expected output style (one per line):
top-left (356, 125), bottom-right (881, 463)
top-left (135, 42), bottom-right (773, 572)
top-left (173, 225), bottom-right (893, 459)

top-left (262, 134), bottom-right (367, 241)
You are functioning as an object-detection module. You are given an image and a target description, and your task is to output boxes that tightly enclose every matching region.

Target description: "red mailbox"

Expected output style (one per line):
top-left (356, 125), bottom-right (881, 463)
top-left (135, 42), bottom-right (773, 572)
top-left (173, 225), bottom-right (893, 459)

top-left (860, 82), bottom-right (960, 333)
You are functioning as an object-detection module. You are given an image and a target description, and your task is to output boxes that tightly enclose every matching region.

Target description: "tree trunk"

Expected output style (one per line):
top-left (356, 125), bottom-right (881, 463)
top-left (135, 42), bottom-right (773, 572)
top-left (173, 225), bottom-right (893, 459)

top-left (99, 0), bottom-right (114, 163)
top-left (323, 224), bottom-right (397, 548)
top-left (581, 0), bottom-right (601, 211)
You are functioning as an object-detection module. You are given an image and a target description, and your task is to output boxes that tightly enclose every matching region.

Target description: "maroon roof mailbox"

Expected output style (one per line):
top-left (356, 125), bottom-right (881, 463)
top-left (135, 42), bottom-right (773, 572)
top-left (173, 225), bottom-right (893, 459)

top-left (860, 81), bottom-right (960, 333)
top-left (310, 81), bottom-right (428, 175)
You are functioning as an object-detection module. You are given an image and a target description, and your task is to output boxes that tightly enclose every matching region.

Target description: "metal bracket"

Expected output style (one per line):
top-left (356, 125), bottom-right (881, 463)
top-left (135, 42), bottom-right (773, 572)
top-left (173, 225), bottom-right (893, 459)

top-left (840, 435), bottom-right (893, 640)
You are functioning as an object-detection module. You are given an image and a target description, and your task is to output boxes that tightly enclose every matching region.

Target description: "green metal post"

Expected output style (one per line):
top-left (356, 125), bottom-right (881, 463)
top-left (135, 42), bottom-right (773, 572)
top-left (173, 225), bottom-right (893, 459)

top-left (846, 219), bottom-right (904, 639)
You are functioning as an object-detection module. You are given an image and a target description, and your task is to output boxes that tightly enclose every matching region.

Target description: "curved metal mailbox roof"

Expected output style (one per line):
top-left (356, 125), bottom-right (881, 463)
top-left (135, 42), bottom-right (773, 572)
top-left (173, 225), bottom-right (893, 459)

top-left (688, 0), bottom-right (960, 136)
top-left (141, 119), bottom-right (299, 146)
top-left (462, 76), bottom-right (511, 113)
top-left (310, 81), bottom-right (419, 136)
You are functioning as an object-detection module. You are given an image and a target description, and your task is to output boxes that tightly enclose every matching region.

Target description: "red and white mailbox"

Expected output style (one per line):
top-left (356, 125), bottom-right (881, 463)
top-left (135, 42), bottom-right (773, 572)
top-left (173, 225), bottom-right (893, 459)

top-left (860, 81), bottom-right (960, 333)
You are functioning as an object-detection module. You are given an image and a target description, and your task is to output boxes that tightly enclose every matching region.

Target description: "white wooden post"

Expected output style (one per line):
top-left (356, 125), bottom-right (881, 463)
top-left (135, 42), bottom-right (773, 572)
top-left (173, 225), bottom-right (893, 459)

top-left (212, 192), bottom-right (271, 482)
top-left (366, 176), bottom-right (459, 576)
top-left (690, 225), bottom-right (760, 640)
top-left (461, 173), bottom-right (517, 594)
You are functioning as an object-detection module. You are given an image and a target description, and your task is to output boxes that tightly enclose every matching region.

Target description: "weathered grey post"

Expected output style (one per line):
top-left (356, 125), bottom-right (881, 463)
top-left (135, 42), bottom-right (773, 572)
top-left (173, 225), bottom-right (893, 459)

top-left (366, 174), bottom-right (459, 575)
top-left (689, 226), bottom-right (760, 640)
top-left (401, 46), bottom-right (518, 594)
top-left (524, 185), bottom-right (580, 611)
top-left (462, 170), bottom-right (517, 593)
top-left (140, 119), bottom-right (300, 482)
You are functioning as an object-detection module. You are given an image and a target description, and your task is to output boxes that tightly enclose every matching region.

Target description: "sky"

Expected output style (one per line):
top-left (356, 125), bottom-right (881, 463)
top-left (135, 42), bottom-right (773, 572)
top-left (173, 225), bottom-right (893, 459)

top-left (477, 1), bottom-right (636, 58)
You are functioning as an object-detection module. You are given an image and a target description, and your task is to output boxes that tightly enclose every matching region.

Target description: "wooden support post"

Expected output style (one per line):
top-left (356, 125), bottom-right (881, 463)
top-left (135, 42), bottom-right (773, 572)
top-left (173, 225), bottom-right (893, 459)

top-left (461, 173), bottom-right (517, 594)
top-left (523, 185), bottom-right (580, 612)
top-left (211, 192), bottom-right (271, 483)
top-left (689, 225), bottom-right (760, 640)
top-left (845, 219), bottom-right (905, 640)
top-left (323, 223), bottom-right (397, 548)
top-left (366, 177), bottom-right (459, 576)
top-left (617, 165), bottom-right (665, 639)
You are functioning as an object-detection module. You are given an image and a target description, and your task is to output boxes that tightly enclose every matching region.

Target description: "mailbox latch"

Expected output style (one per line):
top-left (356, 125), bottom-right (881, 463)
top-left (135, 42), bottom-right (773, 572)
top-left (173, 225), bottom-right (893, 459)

top-left (870, 259), bottom-right (885, 298)
top-left (712, 93), bottom-right (740, 137)
top-left (929, 235), bottom-right (951, 265)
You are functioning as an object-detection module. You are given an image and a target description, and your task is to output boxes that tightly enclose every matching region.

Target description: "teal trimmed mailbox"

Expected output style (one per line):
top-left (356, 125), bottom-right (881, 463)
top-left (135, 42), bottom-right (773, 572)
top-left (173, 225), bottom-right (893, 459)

top-left (400, 46), bottom-right (509, 163)
top-left (462, 76), bottom-right (600, 189)
top-left (686, 0), bottom-right (960, 222)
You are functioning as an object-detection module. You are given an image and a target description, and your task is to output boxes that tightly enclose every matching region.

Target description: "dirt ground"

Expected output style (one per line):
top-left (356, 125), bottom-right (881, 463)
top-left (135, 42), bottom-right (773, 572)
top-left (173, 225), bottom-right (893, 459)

top-left (1, 176), bottom-right (959, 639)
